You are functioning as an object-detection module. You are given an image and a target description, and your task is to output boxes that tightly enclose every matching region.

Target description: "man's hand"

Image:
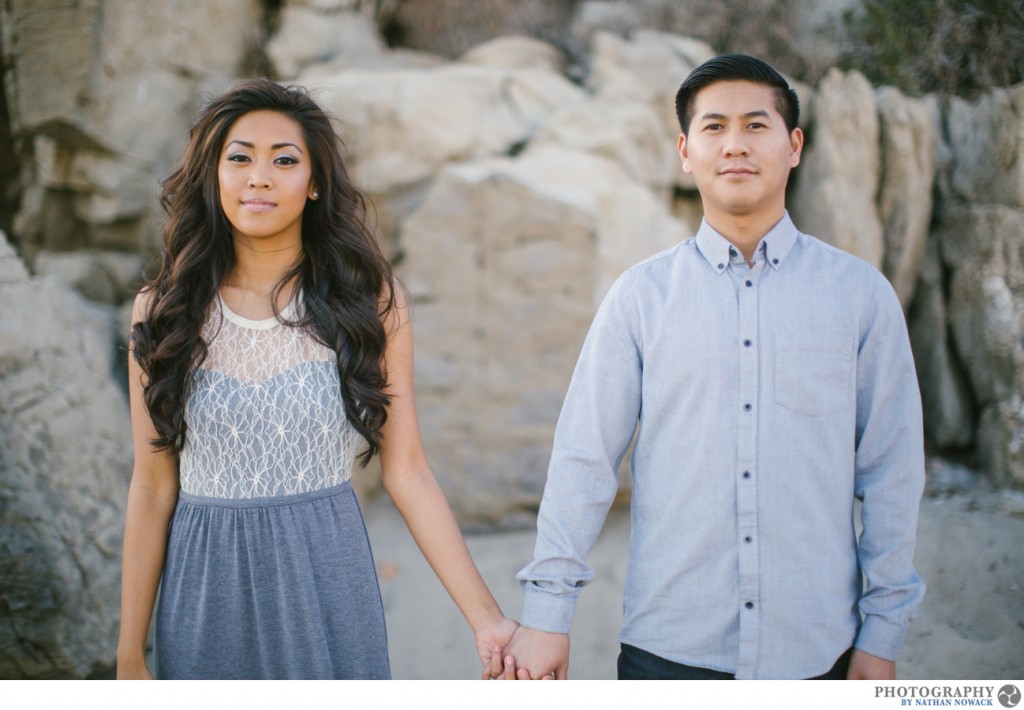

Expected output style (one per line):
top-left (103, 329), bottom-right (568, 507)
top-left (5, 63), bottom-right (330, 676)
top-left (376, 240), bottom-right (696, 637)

top-left (499, 626), bottom-right (569, 680)
top-left (846, 649), bottom-right (896, 680)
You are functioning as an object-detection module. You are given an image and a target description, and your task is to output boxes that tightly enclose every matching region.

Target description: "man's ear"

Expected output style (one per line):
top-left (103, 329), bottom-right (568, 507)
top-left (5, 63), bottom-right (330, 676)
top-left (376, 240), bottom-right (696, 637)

top-left (789, 127), bottom-right (804, 168)
top-left (677, 133), bottom-right (692, 174)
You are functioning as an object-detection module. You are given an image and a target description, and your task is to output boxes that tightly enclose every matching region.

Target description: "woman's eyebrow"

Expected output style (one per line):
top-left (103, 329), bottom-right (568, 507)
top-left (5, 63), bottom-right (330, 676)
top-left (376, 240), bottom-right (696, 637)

top-left (225, 139), bottom-right (304, 153)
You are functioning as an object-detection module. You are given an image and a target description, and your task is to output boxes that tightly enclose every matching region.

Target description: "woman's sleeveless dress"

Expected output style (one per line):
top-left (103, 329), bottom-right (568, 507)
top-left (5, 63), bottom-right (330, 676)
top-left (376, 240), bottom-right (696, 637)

top-left (153, 296), bottom-right (390, 679)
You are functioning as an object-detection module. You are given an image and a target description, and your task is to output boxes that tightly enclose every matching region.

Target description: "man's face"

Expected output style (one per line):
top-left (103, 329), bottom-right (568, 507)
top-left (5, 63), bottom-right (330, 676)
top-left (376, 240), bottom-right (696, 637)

top-left (677, 80), bottom-right (803, 225)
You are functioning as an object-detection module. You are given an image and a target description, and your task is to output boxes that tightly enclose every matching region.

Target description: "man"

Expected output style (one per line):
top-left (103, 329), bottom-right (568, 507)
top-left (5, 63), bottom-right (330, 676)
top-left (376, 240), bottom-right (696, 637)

top-left (502, 54), bottom-right (925, 680)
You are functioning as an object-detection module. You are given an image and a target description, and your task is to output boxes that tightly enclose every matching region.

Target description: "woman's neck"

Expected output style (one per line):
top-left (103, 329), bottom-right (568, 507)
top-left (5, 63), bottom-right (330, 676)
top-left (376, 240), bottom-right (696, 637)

top-left (222, 238), bottom-right (302, 318)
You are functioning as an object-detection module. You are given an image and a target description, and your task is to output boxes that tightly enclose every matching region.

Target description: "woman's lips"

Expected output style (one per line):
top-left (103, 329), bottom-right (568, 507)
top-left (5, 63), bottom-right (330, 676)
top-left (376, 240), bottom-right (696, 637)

top-left (242, 198), bottom-right (275, 212)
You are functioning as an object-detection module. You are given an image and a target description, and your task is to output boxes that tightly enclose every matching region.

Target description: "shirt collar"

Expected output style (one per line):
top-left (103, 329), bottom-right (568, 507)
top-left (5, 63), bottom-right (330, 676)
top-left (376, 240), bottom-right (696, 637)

top-left (695, 211), bottom-right (799, 274)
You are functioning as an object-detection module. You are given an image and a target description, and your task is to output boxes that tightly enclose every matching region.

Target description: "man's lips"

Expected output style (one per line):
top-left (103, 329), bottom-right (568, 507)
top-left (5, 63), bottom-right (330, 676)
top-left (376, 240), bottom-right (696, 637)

top-left (719, 166), bottom-right (757, 176)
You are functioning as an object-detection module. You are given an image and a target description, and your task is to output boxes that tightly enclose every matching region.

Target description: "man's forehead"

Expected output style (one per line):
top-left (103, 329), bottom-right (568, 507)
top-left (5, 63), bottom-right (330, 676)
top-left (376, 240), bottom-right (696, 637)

top-left (693, 80), bottom-right (780, 118)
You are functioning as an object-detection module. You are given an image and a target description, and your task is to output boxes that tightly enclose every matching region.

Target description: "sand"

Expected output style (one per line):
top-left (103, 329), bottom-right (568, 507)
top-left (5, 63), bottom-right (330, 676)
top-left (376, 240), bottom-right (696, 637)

top-left (364, 485), bottom-right (1024, 680)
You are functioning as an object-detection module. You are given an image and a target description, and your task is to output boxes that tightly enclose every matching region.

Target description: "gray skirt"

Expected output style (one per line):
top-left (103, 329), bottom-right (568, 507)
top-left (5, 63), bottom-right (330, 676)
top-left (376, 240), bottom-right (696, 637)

top-left (154, 480), bottom-right (390, 679)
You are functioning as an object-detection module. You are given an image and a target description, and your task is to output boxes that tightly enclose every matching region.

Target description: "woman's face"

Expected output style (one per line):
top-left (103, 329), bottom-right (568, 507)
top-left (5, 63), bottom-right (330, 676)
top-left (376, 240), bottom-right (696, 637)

top-left (217, 110), bottom-right (317, 248)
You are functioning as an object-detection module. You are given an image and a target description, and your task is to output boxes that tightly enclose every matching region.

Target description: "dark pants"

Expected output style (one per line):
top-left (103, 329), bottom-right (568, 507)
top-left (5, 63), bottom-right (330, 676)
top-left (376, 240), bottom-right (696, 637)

top-left (617, 644), bottom-right (853, 680)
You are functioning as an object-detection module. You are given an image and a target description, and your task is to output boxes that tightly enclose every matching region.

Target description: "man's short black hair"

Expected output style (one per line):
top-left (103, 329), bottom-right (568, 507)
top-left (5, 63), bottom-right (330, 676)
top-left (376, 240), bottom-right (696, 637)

top-left (675, 54), bottom-right (800, 136)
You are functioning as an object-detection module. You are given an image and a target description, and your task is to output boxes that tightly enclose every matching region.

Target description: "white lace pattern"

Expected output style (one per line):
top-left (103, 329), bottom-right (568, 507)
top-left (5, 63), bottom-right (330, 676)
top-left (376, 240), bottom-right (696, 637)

top-left (179, 296), bottom-right (357, 499)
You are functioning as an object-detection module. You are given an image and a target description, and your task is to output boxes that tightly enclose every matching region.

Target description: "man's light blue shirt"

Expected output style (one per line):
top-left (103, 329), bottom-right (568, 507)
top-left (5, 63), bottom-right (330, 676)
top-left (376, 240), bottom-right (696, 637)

top-left (517, 212), bottom-right (926, 679)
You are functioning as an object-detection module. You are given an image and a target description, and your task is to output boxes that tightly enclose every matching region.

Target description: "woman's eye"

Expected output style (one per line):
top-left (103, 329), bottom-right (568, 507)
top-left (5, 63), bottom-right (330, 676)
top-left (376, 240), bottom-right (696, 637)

top-left (227, 153), bottom-right (249, 163)
top-left (275, 156), bottom-right (298, 166)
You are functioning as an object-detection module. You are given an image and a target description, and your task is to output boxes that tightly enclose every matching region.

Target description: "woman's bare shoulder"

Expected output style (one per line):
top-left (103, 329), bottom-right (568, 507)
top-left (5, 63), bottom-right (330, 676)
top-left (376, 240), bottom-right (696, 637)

top-left (131, 287), bottom-right (156, 325)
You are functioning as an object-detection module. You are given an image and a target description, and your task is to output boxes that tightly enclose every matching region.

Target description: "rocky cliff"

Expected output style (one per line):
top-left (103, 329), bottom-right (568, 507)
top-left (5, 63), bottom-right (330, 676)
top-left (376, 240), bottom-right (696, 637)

top-left (0, 0), bottom-right (1019, 677)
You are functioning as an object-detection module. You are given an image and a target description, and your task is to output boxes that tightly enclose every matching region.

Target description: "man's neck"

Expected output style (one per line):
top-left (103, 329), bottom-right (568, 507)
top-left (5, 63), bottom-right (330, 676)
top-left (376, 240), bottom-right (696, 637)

top-left (704, 209), bottom-right (785, 263)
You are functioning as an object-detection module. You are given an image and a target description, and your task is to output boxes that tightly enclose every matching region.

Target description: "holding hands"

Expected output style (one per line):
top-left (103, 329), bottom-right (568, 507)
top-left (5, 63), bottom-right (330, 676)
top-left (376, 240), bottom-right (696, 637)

top-left (473, 614), bottom-right (520, 675)
top-left (482, 626), bottom-right (568, 680)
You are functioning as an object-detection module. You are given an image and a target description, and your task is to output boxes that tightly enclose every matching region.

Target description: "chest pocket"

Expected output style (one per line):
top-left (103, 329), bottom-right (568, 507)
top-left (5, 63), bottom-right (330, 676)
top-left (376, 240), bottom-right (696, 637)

top-left (774, 330), bottom-right (854, 417)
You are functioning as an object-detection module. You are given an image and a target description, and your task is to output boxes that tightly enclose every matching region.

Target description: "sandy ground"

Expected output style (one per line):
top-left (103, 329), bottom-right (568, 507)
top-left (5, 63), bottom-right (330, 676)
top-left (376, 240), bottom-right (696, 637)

top-left (364, 486), bottom-right (1024, 680)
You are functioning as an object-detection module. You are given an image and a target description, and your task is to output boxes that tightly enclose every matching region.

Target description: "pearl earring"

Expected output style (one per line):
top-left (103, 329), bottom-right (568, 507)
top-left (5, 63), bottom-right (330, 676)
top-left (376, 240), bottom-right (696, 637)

top-left (312, 191), bottom-right (319, 199)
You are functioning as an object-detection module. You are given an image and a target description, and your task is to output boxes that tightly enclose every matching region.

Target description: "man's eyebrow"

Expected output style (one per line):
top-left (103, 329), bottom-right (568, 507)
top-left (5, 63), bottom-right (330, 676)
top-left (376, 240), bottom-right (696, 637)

top-left (698, 109), bottom-right (772, 121)
top-left (225, 139), bottom-right (304, 153)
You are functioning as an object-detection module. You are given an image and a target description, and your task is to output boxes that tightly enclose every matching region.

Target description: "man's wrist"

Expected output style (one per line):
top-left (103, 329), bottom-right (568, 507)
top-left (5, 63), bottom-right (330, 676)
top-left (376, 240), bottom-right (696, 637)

top-left (520, 586), bottom-right (577, 634)
top-left (854, 615), bottom-right (906, 662)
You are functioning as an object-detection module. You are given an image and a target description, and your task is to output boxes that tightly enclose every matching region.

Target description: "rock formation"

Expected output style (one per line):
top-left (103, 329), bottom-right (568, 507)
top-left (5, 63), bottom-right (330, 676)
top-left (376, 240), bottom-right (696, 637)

top-left (0, 233), bottom-right (132, 678)
top-left (876, 86), bottom-right (936, 309)
top-left (790, 68), bottom-right (884, 270)
top-left (397, 145), bottom-right (684, 524)
top-left (1, 0), bottom-right (262, 259)
top-left (910, 85), bottom-right (1024, 488)
top-left (2, 1), bottom-right (1024, 676)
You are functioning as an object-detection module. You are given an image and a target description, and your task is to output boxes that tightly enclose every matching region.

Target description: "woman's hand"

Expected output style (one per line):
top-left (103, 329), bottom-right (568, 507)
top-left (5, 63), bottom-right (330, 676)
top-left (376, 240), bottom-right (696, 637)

top-left (116, 656), bottom-right (154, 680)
top-left (474, 615), bottom-right (520, 678)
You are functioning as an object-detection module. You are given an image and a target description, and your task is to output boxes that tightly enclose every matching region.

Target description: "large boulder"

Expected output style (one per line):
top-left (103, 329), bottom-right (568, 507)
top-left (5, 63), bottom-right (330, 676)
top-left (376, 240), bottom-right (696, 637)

top-left (876, 87), bottom-right (937, 308)
top-left (928, 84), bottom-right (1024, 488)
top-left (304, 63), bottom-right (586, 249)
top-left (3, 0), bottom-right (261, 254)
top-left (946, 85), bottom-right (1024, 208)
top-left (0, 233), bottom-right (132, 678)
top-left (790, 68), bottom-right (884, 268)
top-left (939, 205), bottom-right (1024, 488)
top-left (460, 35), bottom-right (566, 73)
top-left (569, 1), bottom-right (641, 44)
top-left (33, 250), bottom-right (144, 306)
top-left (529, 93), bottom-right (670, 195)
top-left (586, 30), bottom-right (715, 192)
top-left (308, 64), bottom-right (585, 194)
top-left (908, 247), bottom-right (975, 449)
top-left (267, 2), bottom-right (387, 78)
top-left (397, 146), bottom-right (685, 526)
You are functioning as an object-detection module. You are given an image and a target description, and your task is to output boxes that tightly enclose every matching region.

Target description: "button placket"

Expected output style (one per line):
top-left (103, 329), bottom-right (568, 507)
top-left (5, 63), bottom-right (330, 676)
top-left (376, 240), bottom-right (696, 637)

top-left (735, 257), bottom-right (761, 677)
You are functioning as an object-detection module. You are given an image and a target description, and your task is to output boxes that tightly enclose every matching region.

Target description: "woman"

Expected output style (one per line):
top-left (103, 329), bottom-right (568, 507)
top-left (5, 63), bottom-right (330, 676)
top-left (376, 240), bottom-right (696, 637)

top-left (116, 79), bottom-right (517, 679)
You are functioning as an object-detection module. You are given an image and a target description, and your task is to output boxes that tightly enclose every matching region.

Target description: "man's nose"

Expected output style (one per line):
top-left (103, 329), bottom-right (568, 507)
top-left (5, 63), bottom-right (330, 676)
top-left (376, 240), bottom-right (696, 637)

top-left (722, 129), bottom-right (751, 157)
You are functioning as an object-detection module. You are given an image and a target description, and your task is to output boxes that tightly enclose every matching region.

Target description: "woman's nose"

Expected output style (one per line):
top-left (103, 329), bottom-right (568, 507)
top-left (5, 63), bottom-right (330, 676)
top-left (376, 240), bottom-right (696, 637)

top-left (247, 164), bottom-right (271, 188)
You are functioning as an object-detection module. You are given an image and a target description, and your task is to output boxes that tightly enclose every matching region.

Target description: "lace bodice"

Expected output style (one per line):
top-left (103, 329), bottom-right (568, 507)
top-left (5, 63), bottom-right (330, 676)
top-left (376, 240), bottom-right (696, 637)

top-left (179, 295), bottom-right (357, 499)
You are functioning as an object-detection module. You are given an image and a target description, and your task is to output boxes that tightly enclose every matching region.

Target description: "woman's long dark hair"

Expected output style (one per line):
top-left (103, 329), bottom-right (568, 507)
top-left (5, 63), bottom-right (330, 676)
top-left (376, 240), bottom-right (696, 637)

top-left (132, 78), bottom-right (394, 466)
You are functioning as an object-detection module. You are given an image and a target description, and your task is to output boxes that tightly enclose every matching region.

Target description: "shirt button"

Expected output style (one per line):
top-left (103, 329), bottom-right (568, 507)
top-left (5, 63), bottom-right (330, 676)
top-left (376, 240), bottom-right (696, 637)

top-left (772, 258), bottom-right (779, 265)
top-left (745, 601), bottom-right (754, 610)
top-left (743, 339), bottom-right (752, 347)
top-left (745, 536), bottom-right (753, 543)
top-left (743, 471), bottom-right (751, 479)
top-left (744, 403), bottom-right (752, 412)
top-left (718, 263), bottom-right (725, 269)
top-left (745, 280), bottom-right (753, 287)
top-left (729, 248), bottom-right (737, 257)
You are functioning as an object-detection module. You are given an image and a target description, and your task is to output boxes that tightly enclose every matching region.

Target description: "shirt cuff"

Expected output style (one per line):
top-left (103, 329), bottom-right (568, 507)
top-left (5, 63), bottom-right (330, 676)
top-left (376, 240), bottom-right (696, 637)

top-left (854, 614), bottom-right (909, 661)
top-left (520, 586), bottom-right (578, 634)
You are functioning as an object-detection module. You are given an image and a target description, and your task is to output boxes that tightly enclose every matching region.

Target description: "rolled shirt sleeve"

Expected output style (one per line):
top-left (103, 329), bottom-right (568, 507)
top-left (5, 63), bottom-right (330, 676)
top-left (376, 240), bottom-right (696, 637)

top-left (518, 273), bottom-right (643, 633)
